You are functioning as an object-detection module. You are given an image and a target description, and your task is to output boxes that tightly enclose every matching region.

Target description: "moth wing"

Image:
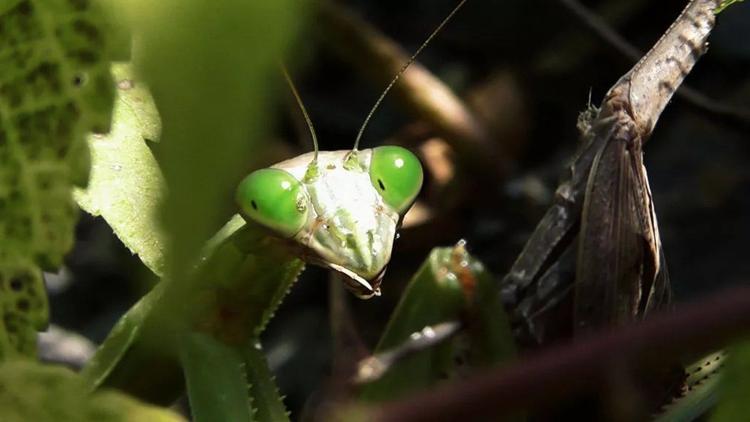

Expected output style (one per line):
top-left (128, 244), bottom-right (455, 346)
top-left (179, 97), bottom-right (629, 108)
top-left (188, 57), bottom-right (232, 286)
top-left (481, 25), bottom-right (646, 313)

top-left (575, 132), bottom-right (663, 332)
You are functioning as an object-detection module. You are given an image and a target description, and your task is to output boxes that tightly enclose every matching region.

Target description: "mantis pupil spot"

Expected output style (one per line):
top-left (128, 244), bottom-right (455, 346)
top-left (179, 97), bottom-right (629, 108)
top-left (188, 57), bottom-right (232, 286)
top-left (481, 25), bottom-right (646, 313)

top-left (251, 200), bottom-right (258, 210)
top-left (378, 179), bottom-right (386, 191)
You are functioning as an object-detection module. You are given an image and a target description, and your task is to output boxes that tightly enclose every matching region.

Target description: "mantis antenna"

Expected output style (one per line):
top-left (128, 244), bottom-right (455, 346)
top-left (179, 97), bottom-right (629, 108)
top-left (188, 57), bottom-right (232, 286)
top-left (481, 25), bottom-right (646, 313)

top-left (281, 64), bottom-right (320, 162)
top-left (352, 0), bottom-right (468, 151)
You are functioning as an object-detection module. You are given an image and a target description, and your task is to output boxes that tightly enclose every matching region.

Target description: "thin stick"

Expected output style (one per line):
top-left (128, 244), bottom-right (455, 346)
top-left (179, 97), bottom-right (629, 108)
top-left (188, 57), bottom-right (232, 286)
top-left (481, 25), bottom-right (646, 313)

top-left (354, 321), bottom-right (461, 384)
top-left (280, 64), bottom-right (319, 161)
top-left (557, 0), bottom-right (750, 125)
top-left (352, 0), bottom-right (468, 151)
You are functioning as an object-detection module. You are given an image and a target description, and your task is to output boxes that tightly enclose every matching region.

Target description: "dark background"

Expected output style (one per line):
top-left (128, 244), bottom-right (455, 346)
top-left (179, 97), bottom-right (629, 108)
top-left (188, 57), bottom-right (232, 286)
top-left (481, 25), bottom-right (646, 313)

top-left (49, 0), bottom-right (750, 416)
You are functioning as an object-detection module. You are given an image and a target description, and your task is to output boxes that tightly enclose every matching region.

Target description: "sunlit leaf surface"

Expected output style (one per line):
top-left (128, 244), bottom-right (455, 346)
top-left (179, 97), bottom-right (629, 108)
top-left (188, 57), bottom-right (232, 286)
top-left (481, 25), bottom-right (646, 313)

top-left (74, 63), bottom-right (165, 276)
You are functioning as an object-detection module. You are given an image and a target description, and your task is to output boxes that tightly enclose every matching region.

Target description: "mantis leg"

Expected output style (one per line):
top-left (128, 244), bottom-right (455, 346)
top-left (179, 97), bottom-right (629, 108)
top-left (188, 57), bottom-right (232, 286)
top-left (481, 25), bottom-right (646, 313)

top-left (180, 332), bottom-right (255, 422)
top-left (83, 216), bottom-right (304, 416)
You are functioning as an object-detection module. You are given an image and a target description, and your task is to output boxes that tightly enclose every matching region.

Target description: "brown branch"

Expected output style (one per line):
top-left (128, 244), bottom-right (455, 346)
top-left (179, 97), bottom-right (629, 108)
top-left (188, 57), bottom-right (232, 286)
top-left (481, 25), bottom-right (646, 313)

top-left (370, 286), bottom-right (750, 422)
top-left (557, 0), bottom-right (750, 125)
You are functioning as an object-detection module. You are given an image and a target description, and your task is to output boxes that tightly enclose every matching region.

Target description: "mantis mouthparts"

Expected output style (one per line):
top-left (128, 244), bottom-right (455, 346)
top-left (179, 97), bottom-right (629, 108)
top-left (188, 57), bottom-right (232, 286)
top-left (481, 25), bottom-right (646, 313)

top-left (330, 263), bottom-right (385, 299)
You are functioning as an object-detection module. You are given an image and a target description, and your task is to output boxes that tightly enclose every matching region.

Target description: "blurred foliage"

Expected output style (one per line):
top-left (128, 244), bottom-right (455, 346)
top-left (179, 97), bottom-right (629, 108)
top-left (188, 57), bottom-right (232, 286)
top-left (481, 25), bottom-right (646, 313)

top-left (0, 360), bottom-right (184, 422)
top-left (128, 0), bottom-right (305, 283)
top-left (712, 342), bottom-right (750, 421)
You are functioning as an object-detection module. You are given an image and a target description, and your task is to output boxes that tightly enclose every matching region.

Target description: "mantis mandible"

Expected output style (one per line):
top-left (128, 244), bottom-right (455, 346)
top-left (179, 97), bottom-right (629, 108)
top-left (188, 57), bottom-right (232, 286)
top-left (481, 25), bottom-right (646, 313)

top-left (80, 0), bottom-right (514, 420)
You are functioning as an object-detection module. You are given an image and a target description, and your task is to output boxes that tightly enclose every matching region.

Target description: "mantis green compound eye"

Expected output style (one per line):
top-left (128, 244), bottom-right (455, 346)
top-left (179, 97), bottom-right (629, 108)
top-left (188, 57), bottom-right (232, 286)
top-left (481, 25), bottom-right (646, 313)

top-left (236, 168), bottom-right (308, 237)
top-left (369, 146), bottom-right (423, 213)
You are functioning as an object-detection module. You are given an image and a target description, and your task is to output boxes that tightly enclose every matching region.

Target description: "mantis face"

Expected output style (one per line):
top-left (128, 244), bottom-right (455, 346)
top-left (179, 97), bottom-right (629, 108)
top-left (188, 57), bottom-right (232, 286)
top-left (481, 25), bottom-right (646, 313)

top-left (236, 146), bottom-right (423, 298)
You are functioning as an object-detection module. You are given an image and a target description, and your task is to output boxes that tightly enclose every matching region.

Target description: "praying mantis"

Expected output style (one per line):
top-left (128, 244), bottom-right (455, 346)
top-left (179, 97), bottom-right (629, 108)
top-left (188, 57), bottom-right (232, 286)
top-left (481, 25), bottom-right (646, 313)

top-left (79, 1), bottom-right (515, 420)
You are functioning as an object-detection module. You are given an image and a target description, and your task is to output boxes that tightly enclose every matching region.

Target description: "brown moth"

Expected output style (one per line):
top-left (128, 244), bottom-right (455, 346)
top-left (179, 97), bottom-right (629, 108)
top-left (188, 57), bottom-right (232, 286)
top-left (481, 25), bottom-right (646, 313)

top-left (502, 0), bottom-right (720, 343)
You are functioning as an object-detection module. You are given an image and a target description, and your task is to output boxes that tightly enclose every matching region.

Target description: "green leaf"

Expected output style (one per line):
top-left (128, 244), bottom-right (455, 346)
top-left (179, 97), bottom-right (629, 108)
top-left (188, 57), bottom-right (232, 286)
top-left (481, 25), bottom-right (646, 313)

top-left (712, 342), bottom-right (750, 422)
top-left (0, 360), bottom-right (184, 422)
top-left (74, 63), bottom-right (165, 276)
top-left (0, 0), bottom-right (115, 359)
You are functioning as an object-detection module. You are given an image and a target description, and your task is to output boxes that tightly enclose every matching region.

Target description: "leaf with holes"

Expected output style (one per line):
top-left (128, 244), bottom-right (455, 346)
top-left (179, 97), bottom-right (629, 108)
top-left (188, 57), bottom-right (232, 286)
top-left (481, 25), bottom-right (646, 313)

top-left (0, 0), bottom-right (115, 359)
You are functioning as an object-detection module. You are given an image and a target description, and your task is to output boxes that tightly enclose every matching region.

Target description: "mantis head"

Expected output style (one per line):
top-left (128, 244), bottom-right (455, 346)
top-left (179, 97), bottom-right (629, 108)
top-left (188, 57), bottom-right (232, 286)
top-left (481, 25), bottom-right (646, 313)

top-left (236, 146), bottom-right (422, 298)
top-left (235, 0), bottom-right (465, 298)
